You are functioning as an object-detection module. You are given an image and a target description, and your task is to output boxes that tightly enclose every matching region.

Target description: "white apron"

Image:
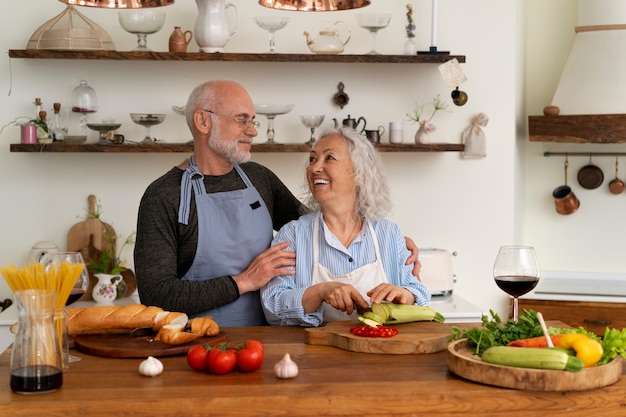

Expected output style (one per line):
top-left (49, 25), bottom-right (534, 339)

top-left (311, 212), bottom-right (389, 322)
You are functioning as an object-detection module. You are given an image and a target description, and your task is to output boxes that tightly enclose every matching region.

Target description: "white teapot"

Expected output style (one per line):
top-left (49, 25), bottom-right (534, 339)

top-left (304, 21), bottom-right (351, 54)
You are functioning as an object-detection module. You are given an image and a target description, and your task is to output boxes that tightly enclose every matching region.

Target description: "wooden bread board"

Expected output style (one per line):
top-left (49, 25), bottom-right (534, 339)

top-left (73, 332), bottom-right (227, 358)
top-left (447, 339), bottom-right (623, 391)
top-left (304, 320), bottom-right (450, 354)
top-left (67, 194), bottom-right (115, 255)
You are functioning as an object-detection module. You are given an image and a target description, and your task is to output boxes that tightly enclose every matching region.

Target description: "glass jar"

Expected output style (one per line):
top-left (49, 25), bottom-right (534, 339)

top-left (10, 289), bottom-right (63, 394)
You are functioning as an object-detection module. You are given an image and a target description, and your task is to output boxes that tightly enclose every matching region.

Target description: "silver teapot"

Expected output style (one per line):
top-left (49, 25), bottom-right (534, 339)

top-left (333, 114), bottom-right (367, 133)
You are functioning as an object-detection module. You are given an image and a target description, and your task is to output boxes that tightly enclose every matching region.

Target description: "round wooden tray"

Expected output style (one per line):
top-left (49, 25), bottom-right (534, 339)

top-left (447, 339), bottom-right (623, 391)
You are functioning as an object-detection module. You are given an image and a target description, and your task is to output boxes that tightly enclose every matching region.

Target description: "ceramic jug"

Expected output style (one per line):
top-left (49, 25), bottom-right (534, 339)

top-left (169, 26), bottom-right (193, 52)
top-left (92, 273), bottom-right (121, 306)
top-left (194, 0), bottom-right (239, 53)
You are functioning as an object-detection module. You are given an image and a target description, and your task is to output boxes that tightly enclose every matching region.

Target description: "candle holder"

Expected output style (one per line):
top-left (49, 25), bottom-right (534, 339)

top-left (417, 0), bottom-right (449, 55)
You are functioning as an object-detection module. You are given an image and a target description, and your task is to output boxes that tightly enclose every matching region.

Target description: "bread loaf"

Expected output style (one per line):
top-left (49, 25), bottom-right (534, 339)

top-left (67, 304), bottom-right (165, 336)
top-left (156, 324), bottom-right (200, 345)
top-left (65, 304), bottom-right (221, 346)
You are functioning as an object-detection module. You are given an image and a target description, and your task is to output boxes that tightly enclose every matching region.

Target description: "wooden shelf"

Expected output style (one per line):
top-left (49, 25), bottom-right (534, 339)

top-left (528, 114), bottom-right (626, 143)
top-left (8, 49), bottom-right (465, 64)
top-left (9, 142), bottom-right (465, 153)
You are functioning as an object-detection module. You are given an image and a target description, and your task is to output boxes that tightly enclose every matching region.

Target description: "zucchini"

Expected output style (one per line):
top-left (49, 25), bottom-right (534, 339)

top-left (481, 346), bottom-right (585, 372)
top-left (370, 303), bottom-right (445, 324)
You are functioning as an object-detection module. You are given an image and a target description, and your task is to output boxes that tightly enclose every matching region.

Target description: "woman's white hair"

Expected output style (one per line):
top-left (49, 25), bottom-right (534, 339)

top-left (304, 127), bottom-right (392, 219)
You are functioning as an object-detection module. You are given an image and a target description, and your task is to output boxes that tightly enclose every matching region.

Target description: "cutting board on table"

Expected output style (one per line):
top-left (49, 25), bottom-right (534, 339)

top-left (305, 320), bottom-right (450, 354)
top-left (67, 194), bottom-right (115, 255)
top-left (73, 332), bottom-right (227, 358)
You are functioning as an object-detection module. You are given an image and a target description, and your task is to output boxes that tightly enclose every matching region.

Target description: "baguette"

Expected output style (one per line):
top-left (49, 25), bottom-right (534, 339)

top-left (156, 324), bottom-right (200, 345)
top-left (66, 304), bottom-right (166, 336)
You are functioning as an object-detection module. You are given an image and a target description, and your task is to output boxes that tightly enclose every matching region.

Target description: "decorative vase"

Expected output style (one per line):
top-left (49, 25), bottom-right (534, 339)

top-left (169, 26), bottom-right (192, 52)
top-left (92, 273), bottom-right (121, 305)
top-left (415, 121), bottom-right (436, 144)
top-left (194, 0), bottom-right (239, 53)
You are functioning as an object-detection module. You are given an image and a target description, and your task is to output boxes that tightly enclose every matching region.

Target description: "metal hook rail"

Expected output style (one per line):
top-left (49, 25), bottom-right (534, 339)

top-left (544, 151), bottom-right (626, 157)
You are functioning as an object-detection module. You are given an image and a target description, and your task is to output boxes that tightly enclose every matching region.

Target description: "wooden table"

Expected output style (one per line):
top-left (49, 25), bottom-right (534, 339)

top-left (0, 325), bottom-right (625, 417)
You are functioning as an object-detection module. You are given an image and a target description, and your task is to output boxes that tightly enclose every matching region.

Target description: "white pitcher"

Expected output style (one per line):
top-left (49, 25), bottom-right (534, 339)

top-left (194, 0), bottom-right (239, 53)
top-left (92, 273), bottom-right (121, 306)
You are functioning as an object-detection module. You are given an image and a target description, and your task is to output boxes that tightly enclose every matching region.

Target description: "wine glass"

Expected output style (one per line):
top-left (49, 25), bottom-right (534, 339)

top-left (130, 113), bottom-right (166, 144)
top-left (493, 246), bottom-right (540, 323)
top-left (254, 103), bottom-right (294, 144)
top-left (40, 251), bottom-right (89, 364)
top-left (356, 13), bottom-right (392, 55)
top-left (300, 115), bottom-right (325, 145)
top-left (254, 16), bottom-right (290, 53)
top-left (118, 10), bottom-right (166, 51)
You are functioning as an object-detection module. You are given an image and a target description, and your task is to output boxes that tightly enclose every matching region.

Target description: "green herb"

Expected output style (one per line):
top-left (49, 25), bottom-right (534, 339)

top-left (597, 327), bottom-right (626, 365)
top-left (449, 309), bottom-right (544, 355)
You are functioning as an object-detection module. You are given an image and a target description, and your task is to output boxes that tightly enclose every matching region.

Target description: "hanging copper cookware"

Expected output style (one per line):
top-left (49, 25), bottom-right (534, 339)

top-left (608, 156), bottom-right (625, 194)
top-left (577, 155), bottom-right (604, 190)
top-left (553, 156), bottom-right (580, 215)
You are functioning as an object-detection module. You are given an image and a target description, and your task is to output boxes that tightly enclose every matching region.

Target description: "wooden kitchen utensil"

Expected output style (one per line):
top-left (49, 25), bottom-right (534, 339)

top-left (67, 194), bottom-right (115, 256)
top-left (447, 338), bottom-right (622, 391)
top-left (74, 332), bottom-right (227, 358)
top-left (305, 320), bottom-right (449, 354)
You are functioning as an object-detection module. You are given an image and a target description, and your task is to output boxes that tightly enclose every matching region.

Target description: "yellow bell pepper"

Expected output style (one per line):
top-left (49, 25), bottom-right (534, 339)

top-left (558, 333), bottom-right (603, 368)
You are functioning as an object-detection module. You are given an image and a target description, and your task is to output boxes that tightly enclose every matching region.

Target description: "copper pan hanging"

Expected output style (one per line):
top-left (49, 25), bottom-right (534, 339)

top-left (577, 155), bottom-right (604, 190)
top-left (608, 155), bottom-right (624, 194)
top-left (553, 156), bottom-right (580, 215)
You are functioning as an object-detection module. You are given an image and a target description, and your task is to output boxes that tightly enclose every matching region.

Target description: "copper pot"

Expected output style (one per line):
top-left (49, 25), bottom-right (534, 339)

top-left (553, 158), bottom-right (580, 215)
top-left (609, 156), bottom-right (624, 194)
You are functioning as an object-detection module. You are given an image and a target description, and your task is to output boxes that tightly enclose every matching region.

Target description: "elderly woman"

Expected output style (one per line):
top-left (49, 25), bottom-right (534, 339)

top-left (261, 127), bottom-right (431, 327)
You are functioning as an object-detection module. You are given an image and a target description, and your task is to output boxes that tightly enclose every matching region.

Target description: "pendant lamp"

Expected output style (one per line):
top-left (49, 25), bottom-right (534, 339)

top-left (58, 0), bottom-right (174, 8)
top-left (258, 0), bottom-right (370, 12)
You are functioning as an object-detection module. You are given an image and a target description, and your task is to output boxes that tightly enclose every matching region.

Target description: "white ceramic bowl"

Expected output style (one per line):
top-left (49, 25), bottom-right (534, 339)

top-left (118, 10), bottom-right (166, 35)
top-left (254, 103), bottom-right (294, 116)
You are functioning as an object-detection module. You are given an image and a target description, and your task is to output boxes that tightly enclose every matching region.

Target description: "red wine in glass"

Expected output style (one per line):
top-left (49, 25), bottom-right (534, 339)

top-left (494, 275), bottom-right (540, 298)
top-left (493, 246), bottom-right (540, 323)
top-left (65, 289), bottom-right (85, 306)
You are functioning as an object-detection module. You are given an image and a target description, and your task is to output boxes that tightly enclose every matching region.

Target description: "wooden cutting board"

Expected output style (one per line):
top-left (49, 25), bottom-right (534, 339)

top-left (447, 339), bottom-right (623, 391)
top-left (67, 194), bottom-right (116, 255)
top-left (304, 320), bottom-right (450, 354)
top-left (73, 332), bottom-right (227, 358)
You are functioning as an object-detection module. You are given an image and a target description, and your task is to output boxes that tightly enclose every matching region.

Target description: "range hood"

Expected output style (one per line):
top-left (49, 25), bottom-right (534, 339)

top-left (529, 0), bottom-right (626, 143)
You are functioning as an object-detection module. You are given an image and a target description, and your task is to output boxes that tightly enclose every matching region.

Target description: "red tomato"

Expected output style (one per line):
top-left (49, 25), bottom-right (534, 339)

top-left (245, 339), bottom-right (264, 354)
top-left (186, 345), bottom-right (209, 371)
top-left (207, 347), bottom-right (237, 375)
top-left (237, 342), bottom-right (264, 372)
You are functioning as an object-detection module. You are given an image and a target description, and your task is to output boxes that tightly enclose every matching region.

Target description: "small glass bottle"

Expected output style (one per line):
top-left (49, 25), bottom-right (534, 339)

top-left (404, 4), bottom-right (417, 55)
top-left (50, 102), bottom-right (69, 141)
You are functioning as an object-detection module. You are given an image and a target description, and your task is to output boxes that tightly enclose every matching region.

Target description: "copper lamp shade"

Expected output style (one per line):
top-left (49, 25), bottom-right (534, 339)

top-left (259, 0), bottom-right (370, 12)
top-left (58, 0), bottom-right (174, 8)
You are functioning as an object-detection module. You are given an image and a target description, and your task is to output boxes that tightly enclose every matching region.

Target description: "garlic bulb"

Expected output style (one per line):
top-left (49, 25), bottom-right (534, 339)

top-left (274, 353), bottom-right (298, 379)
top-left (139, 356), bottom-right (164, 377)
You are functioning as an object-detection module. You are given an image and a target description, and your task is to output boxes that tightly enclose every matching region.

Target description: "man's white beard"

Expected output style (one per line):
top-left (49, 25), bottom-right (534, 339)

top-left (208, 122), bottom-right (251, 164)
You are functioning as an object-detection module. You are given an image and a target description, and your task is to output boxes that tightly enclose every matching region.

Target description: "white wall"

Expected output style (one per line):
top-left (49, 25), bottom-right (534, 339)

top-left (0, 1), bottom-right (520, 317)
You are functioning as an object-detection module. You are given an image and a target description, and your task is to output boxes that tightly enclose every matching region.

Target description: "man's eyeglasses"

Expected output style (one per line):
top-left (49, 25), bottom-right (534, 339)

top-left (203, 109), bottom-right (260, 130)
